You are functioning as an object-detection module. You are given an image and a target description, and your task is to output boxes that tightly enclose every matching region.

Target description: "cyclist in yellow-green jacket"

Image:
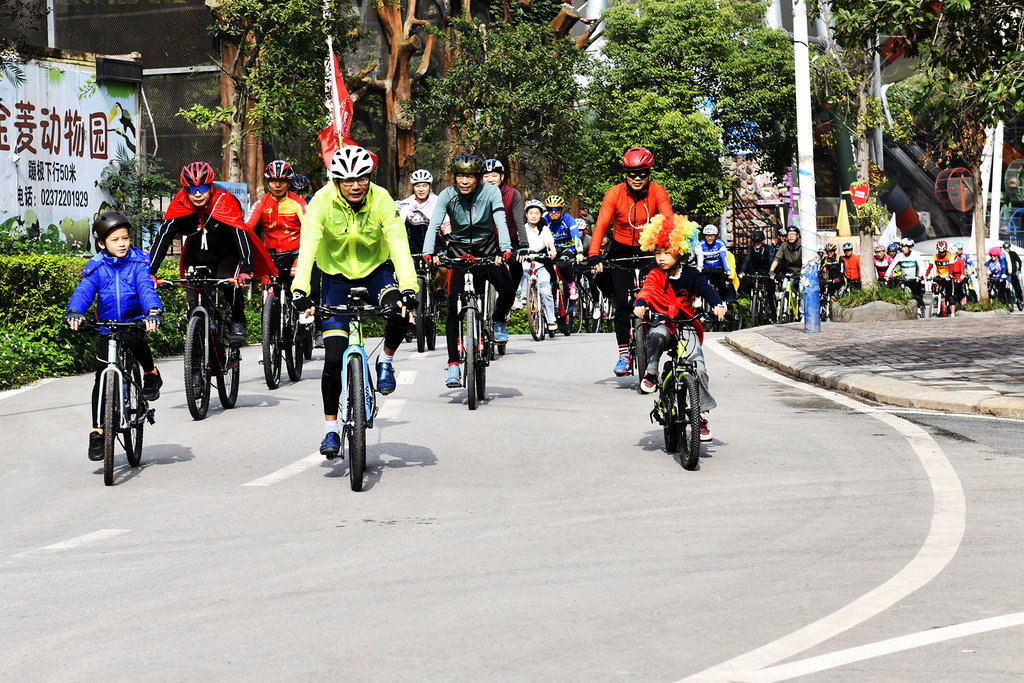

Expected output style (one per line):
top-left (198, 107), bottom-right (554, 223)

top-left (292, 146), bottom-right (418, 458)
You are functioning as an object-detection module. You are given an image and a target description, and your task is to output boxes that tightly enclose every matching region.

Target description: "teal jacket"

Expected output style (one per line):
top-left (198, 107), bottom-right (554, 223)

top-left (423, 183), bottom-right (510, 255)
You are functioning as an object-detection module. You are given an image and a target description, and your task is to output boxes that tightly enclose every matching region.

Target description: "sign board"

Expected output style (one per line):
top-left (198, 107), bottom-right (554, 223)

top-left (0, 56), bottom-right (136, 251)
top-left (850, 181), bottom-right (870, 207)
top-left (213, 181), bottom-right (250, 217)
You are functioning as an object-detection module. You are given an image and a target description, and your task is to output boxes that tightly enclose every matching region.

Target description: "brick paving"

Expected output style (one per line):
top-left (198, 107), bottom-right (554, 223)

top-left (757, 315), bottom-right (1024, 397)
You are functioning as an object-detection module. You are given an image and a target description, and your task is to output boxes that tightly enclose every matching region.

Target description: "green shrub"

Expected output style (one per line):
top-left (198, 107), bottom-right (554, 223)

top-left (836, 284), bottom-right (913, 308)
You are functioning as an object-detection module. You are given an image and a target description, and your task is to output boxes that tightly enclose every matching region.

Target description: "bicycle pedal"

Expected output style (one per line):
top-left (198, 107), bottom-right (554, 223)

top-left (146, 409), bottom-right (156, 425)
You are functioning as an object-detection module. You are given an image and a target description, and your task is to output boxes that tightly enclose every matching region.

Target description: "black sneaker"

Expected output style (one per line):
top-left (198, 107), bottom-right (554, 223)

top-left (141, 370), bottom-right (163, 401)
top-left (230, 321), bottom-right (247, 346)
top-left (88, 432), bottom-right (104, 461)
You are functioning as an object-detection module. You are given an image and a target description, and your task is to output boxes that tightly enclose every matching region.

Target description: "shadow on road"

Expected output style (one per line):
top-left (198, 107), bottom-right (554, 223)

top-left (94, 444), bottom-right (196, 485)
top-left (594, 376), bottom-right (638, 391)
top-left (321, 441), bottom-right (437, 491)
top-left (439, 386), bottom-right (523, 405)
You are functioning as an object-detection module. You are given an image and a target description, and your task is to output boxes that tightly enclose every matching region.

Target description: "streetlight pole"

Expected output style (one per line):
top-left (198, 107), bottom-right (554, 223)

top-left (793, 0), bottom-right (820, 332)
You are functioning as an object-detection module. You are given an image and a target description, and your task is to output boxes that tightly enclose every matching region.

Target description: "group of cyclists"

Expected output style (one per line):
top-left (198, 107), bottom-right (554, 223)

top-left (69, 145), bottom-right (740, 460)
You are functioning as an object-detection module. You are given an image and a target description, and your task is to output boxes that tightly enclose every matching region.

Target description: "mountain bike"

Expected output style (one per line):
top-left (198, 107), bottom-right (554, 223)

top-left (77, 320), bottom-right (156, 486)
top-left (411, 255), bottom-right (439, 353)
top-left (318, 288), bottom-right (396, 492)
top-left (260, 251), bottom-right (312, 389)
top-left (819, 279), bottom-right (845, 322)
top-left (774, 273), bottom-right (801, 324)
top-left (746, 273), bottom-right (774, 327)
top-left (439, 256), bottom-right (493, 411)
top-left (929, 277), bottom-right (953, 318)
top-left (578, 271), bottom-right (609, 333)
top-left (158, 267), bottom-right (240, 420)
top-left (522, 255), bottom-right (551, 342)
top-left (605, 255), bottom-right (655, 391)
top-left (647, 311), bottom-right (707, 470)
top-left (550, 258), bottom-right (585, 335)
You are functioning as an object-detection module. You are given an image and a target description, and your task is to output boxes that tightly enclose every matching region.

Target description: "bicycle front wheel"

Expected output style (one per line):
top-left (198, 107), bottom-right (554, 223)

top-left (262, 293), bottom-right (282, 389)
top-left (101, 369), bottom-right (118, 486)
top-left (347, 355), bottom-right (366, 491)
top-left (123, 359), bottom-right (144, 467)
top-left (681, 373), bottom-right (701, 470)
top-left (464, 307), bottom-right (478, 410)
top-left (661, 372), bottom-right (679, 453)
top-left (416, 276), bottom-right (427, 353)
top-left (218, 345), bottom-right (240, 408)
top-left (527, 281), bottom-right (543, 341)
top-left (183, 314), bottom-right (210, 420)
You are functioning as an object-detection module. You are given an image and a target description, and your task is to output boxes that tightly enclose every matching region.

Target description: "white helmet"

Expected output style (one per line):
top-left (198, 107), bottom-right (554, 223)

top-left (411, 169), bottom-right (433, 185)
top-left (900, 237), bottom-right (915, 247)
top-left (702, 224), bottom-right (719, 236)
top-left (524, 199), bottom-right (545, 213)
top-left (329, 145), bottom-right (375, 180)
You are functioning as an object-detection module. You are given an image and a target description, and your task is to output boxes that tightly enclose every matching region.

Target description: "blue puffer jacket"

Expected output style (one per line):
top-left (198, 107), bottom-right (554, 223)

top-left (67, 246), bottom-right (163, 324)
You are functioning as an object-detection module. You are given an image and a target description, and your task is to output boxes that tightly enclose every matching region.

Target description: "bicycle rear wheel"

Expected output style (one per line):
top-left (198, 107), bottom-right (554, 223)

top-left (476, 339), bottom-right (486, 401)
top-left (464, 307), bottom-right (478, 410)
top-left (527, 281), bottom-right (543, 341)
top-left (426, 284), bottom-right (437, 351)
top-left (262, 293), bottom-right (282, 389)
top-left (287, 319), bottom-right (305, 382)
top-left (416, 276), bottom-right (427, 353)
top-left (347, 356), bottom-right (366, 491)
top-left (123, 359), bottom-right (144, 467)
top-left (183, 315), bottom-right (210, 420)
top-left (102, 369), bottom-right (117, 486)
top-left (217, 344), bottom-right (240, 408)
top-left (681, 373), bottom-right (701, 470)
top-left (632, 319), bottom-right (648, 391)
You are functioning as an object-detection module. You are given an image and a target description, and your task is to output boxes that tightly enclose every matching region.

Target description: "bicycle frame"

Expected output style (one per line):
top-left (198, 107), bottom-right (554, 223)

top-left (340, 321), bottom-right (375, 426)
top-left (94, 336), bottom-right (127, 430)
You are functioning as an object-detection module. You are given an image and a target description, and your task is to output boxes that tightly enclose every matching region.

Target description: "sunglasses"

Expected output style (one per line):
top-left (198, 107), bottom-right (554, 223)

top-left (625, 171), bottom-right (650, 180)
top-left (187, 184), bottom-right (210, 196)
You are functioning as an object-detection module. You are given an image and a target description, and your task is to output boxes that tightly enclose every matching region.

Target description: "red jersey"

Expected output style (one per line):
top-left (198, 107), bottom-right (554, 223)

top-left (245, 191), bottom-right (307, 253)
top-left (841, 253), bottom-right (861, 279)
top-left (588, 182), bottom-right (673, 256)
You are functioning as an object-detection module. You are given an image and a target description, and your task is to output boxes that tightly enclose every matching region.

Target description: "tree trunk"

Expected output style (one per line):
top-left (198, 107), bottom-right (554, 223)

top-left (973, 160), bottom-right (989, 303)
top-left (860, 231), bottom-right (876, 287)
top-left (220, 42), bottom-right (244, 183)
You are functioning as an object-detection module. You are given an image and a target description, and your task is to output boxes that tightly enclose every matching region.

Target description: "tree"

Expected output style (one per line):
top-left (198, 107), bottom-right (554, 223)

top-left (178, 0), bottom-right (358, 187)
top-left (98, 152), bottom-right (178, 248)
top-left (414, 18), bottom-right (592, 196)
top-left (823, 0), bottom-right (1024, 301)
top-left (587, 0), bottom-right (797, 215)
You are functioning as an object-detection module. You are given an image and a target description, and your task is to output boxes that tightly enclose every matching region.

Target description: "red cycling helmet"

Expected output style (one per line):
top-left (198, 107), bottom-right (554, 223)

top-left (936, 240), bottom-right (948, 253)
top-left (623, 146), bottom-right (654, 171)
top-left (180, 161), bottom-right (215, 188)
top-left (265, 160), bottom-right (294, 180)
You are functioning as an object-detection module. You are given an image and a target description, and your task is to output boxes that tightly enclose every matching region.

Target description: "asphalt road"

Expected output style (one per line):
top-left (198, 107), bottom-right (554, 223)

top-left (1, 332), bottom-right (1022, 682)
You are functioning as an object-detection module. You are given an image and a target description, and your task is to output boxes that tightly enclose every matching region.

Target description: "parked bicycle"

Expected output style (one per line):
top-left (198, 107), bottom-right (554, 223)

top-left (76, 320), bottom-right (156, 486)
top-left (438, 256), bottom-right (494, 410)
top-left (646, 311), bottom-right (707, 470)
top-left (318, 287), bottom-right (396, 492)
top-left (158, 267), bottom-right (241, 420)
top-left (261, 251), bottom-right (313, 389)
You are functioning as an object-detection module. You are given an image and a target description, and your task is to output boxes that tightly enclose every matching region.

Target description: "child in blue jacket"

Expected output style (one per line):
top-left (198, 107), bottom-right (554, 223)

top-left (67, 211), bottom-right (164, 461)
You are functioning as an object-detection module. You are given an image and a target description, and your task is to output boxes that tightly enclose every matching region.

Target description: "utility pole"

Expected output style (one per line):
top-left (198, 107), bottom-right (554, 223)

top-left (793, 0), bottom-right (819, 332)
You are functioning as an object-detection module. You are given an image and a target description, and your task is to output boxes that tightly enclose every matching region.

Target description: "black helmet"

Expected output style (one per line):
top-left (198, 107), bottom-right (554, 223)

top-left (92, 211), bottom-right (132, 243)
top-left (825, 243), bottom-right (837, 253)
top-left (451, 153), bottom-right (484, 176)
top-left (290, 174), bottom-right (310, 194)
top-left (1002, 241), bottom-right (1012, 250)
top-left (752, 230), bottom-right (765, 242)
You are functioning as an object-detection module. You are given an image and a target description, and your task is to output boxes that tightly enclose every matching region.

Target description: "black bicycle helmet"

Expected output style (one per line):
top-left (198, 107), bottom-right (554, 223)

top-left (752, 229), bottom-right (765, 242)
top-left (290, 174), bottom-right (310, 194)
top-left (825, 243), bottom-right (837, 253)
top-left (92, 210), bottom-right (132, 243)
top-left (451, 153), bottom-right (484, 176)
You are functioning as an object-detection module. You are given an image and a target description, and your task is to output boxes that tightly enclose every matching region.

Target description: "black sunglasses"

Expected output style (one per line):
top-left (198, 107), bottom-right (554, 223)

top-left (625, 171), bottom-right (650, 180)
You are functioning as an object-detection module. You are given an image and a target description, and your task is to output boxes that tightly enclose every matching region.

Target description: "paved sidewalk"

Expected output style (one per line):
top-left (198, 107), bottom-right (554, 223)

top-left (724, 314), bottom-right (1024, 418)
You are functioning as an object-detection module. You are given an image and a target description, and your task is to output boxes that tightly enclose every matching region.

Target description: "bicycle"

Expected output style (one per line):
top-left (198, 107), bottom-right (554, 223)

top-left (523, 254), bottom-right (584, 337)
top-left (76, 320), bottom-right (156, 486)
top-left (886, 276), bottom-right (926, 317)
top-left (929, 277), bottom-right (953, 318)
top-left (604, 255), bottom-right (655, 393)
top-left (819, 279), bottom-right (845, 322)
top-left (260, 251), bottom-right (312, 389)
top-left (746, 273), bottom-right (774, 327)
top-left (646, 310), bottom-right (707, 470)
top-left (522, 255), bottom-right (551, 342)
top-left (577, 270), bottom-right (609, 333)
top-left (702, 270), bottom-right (742, 332)
top-left (438, 256), bottom-right (496, 410)
top-left (411, 254), bottom-right (439, 353)
top-left (158, 267), bottom-right (241, 420)
top-left (774, 273), bottom-right (801, 324)
top-left (318, 288), bottom-right (396, 492)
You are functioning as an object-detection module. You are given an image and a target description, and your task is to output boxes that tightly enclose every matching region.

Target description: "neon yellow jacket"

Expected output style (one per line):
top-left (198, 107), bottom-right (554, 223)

top-left (293, 181), bottom-right (417, 296)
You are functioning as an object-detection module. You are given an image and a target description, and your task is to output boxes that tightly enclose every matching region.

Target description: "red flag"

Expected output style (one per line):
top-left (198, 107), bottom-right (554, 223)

top-left (319, 42), bottom-right (378, 170)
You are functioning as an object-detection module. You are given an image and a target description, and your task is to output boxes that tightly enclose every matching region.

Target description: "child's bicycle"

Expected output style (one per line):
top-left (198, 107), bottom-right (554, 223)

top-left (76, 320), bottom-right (156, 486)
top-left (646, 310), bottom-right (708, 470)
top-left (438, 255), bottom-right (493, 411)
top-left (318, 288), bottom-right (396, 492)
top-left (158, 266), bottom-right (241, 420)
top-left (261, 251), bottom-right (313, 389)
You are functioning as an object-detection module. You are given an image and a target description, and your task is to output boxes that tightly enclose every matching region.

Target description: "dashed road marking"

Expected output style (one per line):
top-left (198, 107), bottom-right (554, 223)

top-left (376, 399), bottom-right (406, 420)
top-left (11, 528), bottom-right (129, 559)
top-left (242, 452), bottom-right (322, 487)
top-left (397, 371), bottom-right (417, 384)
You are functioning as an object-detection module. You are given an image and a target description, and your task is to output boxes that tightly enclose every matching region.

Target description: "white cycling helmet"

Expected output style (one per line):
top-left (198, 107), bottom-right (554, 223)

top-left (524, 198), bottom-right (545, 213)
top-left (702, 224), bottom-right (719, 236)
top-left (900, 237), bottom-right (915, 247)
top-left (329, 145), bottom-right (375, 180)
top-left (411, 169), bottom-right (433, 185)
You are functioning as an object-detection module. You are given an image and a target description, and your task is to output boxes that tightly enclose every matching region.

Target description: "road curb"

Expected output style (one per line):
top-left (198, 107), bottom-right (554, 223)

top-left (723, 330), bottom-right (1024, 420)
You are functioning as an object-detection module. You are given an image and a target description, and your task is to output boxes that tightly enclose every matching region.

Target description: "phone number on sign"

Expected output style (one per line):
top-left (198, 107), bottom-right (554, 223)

top-left (39, 188), bottom-right (90, 208)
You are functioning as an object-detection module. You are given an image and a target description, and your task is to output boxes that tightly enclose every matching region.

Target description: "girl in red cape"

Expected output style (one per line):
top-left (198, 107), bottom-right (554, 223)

top-left (150, 162), bottom-right (275, 345)
top-left (633, 215), bottom-right (725, 442)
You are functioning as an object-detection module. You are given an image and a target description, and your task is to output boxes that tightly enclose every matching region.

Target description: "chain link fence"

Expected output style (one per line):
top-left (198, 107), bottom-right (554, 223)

top-left (138, 72), bottom-right (222, 183)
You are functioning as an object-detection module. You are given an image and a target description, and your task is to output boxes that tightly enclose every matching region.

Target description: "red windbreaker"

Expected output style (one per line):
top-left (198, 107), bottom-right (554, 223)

top-left (588, 182), bottom-right (673, 256)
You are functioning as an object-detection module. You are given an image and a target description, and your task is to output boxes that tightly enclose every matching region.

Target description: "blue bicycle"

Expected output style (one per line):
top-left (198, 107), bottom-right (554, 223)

top-left (318, 287), bottom-right (393, 492)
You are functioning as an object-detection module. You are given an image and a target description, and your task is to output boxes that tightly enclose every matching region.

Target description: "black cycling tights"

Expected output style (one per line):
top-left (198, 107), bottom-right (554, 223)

top-left (321, 290), bottom-right (406, 416)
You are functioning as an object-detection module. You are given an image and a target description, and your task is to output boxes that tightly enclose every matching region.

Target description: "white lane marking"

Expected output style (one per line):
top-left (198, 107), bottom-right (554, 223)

top-left (0, 377), bottom-right (57, 402)
top-left (242, 452), bottom-right (321, 487)
top-left (376, 399), bottom-right (406, 420)
top-left (881, 407), bottom-right (1024, 423)
top-left (739, 611), bottom-right (1024, 682)
top-left (397, 371), bottom-right (417, 384)
top-left (678, 341), bottom-right (966, 683)
top-left (11, 528), bottom-right (129, 559)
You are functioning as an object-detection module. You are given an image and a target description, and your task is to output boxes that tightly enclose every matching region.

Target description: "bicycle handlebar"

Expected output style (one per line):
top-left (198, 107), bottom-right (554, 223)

top-left (317, 303), bottom-right (399, 320)
top-left (75, 320), bottom-right (146, 333)
top-left (436, 255), bottom-right (503, 270)
top-left (602, 255), bottom-right (655, 269)
top-left (644, 310), bottom-right (709, 326)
